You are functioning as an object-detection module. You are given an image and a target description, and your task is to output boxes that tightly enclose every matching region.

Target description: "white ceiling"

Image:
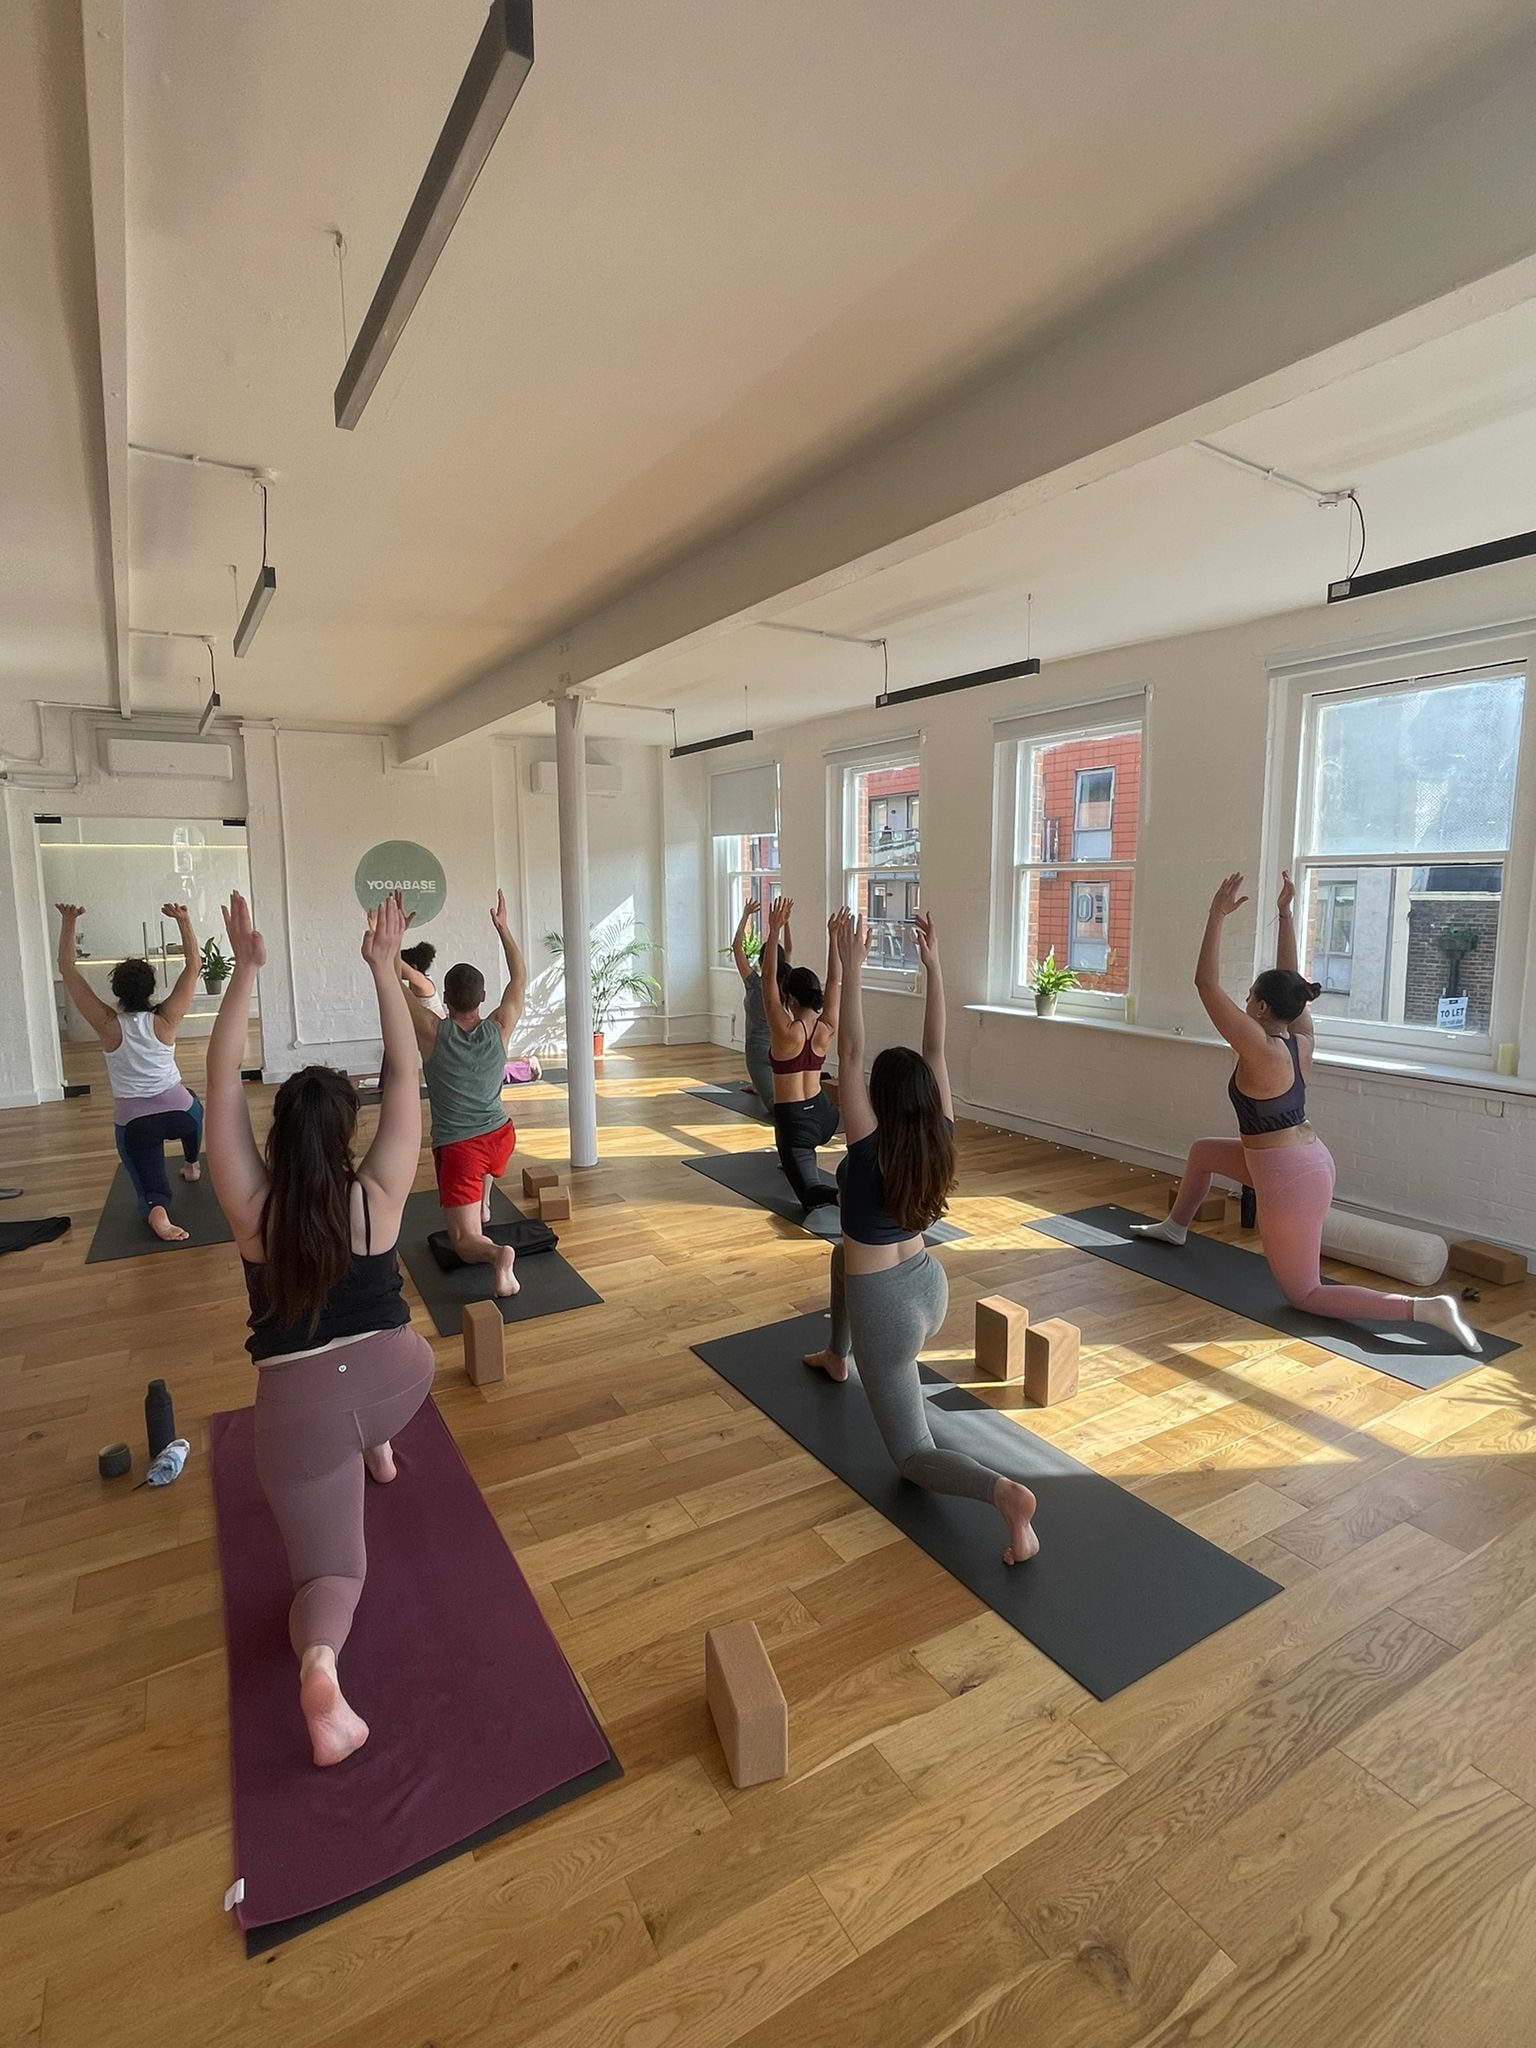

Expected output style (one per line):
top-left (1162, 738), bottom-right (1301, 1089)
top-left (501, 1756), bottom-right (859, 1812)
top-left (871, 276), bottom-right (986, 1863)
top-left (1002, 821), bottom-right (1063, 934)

top-left (5, 1), bottom-right (1536, 736)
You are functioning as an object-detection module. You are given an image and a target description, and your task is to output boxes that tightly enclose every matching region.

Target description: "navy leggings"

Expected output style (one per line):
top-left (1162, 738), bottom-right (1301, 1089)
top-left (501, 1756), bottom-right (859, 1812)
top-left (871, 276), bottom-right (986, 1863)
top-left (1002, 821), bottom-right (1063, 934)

top-left (114, 1096), bottom-right (203, 1215)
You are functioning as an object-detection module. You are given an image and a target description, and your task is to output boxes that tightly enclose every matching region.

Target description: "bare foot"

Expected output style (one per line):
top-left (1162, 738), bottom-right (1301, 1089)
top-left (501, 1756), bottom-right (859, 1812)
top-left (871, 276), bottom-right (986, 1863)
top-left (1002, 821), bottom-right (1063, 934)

top-left (299, 1649), bottom-right (369, 1767)
top-left (494, 1245), bottom-right (520, 1297)
top-left (147, 1205), bottom-right (190, 1243)
top-left (996, 1478), bottom-right (1039, 1565)
top-left (363, 1441), bottom-right (396, 1484)
top-left (802, 1347), bottom-right (849, 1383)
top-left (181, 1162), bottom-right (201, 1182)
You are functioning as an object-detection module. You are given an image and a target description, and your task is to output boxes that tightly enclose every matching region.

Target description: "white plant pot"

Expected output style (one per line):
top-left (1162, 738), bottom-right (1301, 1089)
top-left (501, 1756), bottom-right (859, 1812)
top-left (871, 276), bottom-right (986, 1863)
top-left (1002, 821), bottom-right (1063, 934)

top-left (1034, 989), bottom-right (1058, 1018)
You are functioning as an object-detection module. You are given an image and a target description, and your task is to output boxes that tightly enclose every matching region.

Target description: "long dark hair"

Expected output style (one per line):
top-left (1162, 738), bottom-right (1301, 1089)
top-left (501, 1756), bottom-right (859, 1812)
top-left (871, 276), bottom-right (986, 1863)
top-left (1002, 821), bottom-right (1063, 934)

top-left (1251, 967), bottom-right (1322, 1022)
top-left (111, 958), bottom-right (158, 1011)
top-left (868, 1046), bottom-right (955, 1232)
top-left (784, 964), bottom-right (823, 1012)
top-left (260, 1066), bottom-right (360, 1332)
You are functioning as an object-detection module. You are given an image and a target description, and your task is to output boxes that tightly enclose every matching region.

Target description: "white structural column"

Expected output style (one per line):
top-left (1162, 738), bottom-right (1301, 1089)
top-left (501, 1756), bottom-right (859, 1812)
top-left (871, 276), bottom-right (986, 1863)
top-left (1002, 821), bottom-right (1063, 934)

top-left (555, 691), bottom-right (598, 1167)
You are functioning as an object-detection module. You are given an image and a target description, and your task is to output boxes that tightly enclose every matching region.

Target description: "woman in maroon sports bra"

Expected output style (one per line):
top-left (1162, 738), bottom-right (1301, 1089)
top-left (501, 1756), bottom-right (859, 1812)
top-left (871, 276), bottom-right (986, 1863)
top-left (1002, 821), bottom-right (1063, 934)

top-left (761, 897), bottom-right (843, 1209)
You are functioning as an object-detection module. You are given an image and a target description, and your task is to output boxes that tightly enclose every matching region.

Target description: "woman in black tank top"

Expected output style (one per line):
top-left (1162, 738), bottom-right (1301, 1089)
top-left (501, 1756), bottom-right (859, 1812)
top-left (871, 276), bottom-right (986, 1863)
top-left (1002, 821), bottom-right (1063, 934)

top-left (1132, 872), bottom-right (1480, 1354)
top-left (206, 889), bottom-right (438, 1768)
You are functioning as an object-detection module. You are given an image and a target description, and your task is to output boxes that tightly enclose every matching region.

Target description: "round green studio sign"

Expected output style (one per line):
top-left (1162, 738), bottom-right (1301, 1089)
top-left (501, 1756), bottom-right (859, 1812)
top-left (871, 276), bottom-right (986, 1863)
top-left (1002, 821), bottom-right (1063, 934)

top-left (353, 841), bottom-right (448, 927)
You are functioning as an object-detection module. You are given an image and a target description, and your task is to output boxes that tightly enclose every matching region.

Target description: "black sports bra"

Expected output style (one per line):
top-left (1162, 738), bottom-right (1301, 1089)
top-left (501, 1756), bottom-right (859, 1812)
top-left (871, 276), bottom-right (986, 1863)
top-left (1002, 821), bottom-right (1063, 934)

top-left (1228, 1033), bottom-right (1308, 1137)
top-left (243, 1182), bottom-right (409, 1362)
top-left (836, 1119), bottom-right (955, 1245)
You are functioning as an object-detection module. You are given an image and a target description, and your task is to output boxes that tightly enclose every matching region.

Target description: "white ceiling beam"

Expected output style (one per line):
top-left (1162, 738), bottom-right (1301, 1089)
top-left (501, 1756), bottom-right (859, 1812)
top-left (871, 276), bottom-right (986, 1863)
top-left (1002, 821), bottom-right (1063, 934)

top-left (78, 0), bottom-right (130, 715)
top-left (404, 32), bottom-right (1536, 762)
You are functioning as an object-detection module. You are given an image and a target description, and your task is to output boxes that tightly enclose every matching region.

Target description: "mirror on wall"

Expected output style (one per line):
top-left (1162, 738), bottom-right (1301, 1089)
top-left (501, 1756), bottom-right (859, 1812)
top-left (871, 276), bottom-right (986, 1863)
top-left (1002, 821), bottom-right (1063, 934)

top-left (38, 816), bottom-right (262, 1086)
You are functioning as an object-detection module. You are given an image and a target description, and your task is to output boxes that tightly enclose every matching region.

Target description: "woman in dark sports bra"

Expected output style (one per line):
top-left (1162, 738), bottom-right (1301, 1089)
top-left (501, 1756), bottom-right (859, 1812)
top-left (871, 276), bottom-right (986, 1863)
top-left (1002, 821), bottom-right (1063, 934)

top-left (761, 896), bottom-right (843, 1209)
top-left (1133, 871), bottom-right (1479, 1353)
top-left (206, 889), bottom-right (437, 1767)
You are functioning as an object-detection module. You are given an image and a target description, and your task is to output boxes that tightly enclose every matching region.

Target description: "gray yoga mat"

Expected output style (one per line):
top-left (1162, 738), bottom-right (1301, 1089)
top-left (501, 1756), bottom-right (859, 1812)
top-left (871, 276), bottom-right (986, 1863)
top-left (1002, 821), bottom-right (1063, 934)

top-left (1033, 1204), bottom-right (1514, 1392)
top-left (397, 1187), bottom-right (601, 1338)
top-left (693, 1312), bottom-right (1281, 1699)
top-left (685, 1084), bottom-right (771, 1123)
top-left (86, 1165), bottom-right (234, 1264)
top-left (681, 1148), bottom-right (965, 1246)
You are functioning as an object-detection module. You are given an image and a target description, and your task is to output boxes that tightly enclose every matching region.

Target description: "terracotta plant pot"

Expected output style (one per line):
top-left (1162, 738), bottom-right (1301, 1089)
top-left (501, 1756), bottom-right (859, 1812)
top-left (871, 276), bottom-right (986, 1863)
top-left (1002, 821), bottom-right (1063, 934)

top-left (593, 1031), bottom-right (605, 1057)
top-left (1034, 989), bottom-right (1058, 1018)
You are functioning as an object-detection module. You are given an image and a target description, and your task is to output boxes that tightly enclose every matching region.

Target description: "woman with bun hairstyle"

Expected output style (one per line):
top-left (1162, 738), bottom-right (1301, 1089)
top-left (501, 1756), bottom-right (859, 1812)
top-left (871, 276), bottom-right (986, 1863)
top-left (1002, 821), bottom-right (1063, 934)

top-left (760, 896), bottom-right (842, 1209)
top-left (1132, 870), bottom-right (1480, 1352)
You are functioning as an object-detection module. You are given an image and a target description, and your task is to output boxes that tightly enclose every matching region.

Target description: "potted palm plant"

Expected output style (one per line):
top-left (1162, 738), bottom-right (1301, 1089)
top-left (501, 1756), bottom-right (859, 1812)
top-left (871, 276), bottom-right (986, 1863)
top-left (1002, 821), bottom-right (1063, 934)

top-left (1028, 949), bottom-right (1078, 1018)
top-left (200, 936), bottom-right (233, 997)
top-left (547, 924), bottom-right (662, 1057)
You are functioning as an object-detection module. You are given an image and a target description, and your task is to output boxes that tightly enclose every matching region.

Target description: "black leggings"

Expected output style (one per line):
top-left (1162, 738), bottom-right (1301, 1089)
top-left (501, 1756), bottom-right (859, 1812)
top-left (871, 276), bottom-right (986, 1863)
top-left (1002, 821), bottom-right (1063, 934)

top-left (773, 1090), bottom-right (840, 1208)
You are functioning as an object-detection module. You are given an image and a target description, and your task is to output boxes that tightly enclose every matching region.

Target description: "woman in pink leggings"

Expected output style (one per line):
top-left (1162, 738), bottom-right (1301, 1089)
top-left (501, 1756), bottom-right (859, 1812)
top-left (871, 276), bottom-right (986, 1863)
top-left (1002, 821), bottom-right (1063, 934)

top-left (1132, 870), bottom-right (1479, 1354)
top-left (207, 889), bottom-right (436, 1767)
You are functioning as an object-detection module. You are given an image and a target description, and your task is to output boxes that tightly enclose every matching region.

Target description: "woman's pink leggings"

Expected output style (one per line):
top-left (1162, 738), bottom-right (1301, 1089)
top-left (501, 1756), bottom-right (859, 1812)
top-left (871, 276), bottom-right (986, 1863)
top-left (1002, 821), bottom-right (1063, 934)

top-left (1171, 1137), bottom-right (1415, 1322)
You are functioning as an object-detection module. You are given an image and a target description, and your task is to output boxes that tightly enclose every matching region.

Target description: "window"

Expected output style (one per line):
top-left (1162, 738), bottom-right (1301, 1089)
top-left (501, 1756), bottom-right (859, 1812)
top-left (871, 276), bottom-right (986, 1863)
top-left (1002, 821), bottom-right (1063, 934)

top-left (709, 762), bottom-right (782, 961)
top-left (1282, 654), bottom-right (1534, 1065)
top-left (716, 831), bottom-right (781, 950)
top-left (839, 748), bottom-right (922, 974)
top-left (993, 701), bottom-right (1144, 1014)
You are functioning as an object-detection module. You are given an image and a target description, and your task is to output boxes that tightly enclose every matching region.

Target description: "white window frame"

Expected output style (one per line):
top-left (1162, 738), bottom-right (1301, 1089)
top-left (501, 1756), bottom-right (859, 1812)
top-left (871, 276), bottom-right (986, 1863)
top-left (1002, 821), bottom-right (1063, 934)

top-left (989, 695), bottom-right (1147, 1019)
top-left (1265, 624), bottom-right (1536, 1074)
top-left (713, 831), bottom-right (781, 957)
top-left (828, 735), bottom-right (923, 989)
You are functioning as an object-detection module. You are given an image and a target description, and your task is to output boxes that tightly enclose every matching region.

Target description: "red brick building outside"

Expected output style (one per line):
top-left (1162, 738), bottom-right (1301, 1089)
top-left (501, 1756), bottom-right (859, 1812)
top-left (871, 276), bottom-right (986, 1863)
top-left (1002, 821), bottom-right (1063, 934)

top-left (1026, 733), bottom-right (1140, 994)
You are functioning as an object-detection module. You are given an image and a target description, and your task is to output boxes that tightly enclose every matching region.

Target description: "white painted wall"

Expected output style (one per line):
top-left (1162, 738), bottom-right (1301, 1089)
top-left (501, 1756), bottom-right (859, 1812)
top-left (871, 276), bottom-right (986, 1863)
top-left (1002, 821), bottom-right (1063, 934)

top-left (709, 556), bottom-right (1536, 1252)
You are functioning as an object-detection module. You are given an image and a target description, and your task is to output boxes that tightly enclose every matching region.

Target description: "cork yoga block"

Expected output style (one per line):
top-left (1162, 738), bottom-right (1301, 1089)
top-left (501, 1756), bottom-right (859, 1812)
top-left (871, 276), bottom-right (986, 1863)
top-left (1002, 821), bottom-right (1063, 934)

top-left (462, 1300), bottom-right (505, 1387)
top-left (704, 1621), bottom-right (788, 1789)
top-left (1166, 1187), bottom-right (1226, 1224)
top-left (522, 1165), bottom-right (560, 1197)
top-left (975, 1295), bottom-right (1028, 1381)
top-left (538, 1185), bottom-right (572, 1222)
top-left (1024, 1317), bottom-right (1080, 1407)
top-left (1449, 1239), bottom-right (1528, 1286)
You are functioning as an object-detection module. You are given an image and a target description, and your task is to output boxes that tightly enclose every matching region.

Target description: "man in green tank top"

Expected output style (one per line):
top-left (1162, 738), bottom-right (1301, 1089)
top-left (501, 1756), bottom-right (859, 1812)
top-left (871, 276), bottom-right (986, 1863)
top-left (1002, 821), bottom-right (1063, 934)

top-left (408, 892), bottom-right (527, 1296)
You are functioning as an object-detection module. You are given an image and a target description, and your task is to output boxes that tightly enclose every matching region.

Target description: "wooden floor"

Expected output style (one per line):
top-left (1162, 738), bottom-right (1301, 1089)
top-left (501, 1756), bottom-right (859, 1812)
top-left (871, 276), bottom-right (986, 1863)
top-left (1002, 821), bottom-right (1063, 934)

top-left (5, 1042), bottom-right (1536, 2047)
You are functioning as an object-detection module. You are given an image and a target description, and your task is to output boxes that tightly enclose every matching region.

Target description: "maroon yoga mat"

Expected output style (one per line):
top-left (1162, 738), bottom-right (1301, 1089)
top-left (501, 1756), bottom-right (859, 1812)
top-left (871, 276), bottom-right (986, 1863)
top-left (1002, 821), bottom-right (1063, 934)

top-left (210, 1398), bottom-right (619, 1953)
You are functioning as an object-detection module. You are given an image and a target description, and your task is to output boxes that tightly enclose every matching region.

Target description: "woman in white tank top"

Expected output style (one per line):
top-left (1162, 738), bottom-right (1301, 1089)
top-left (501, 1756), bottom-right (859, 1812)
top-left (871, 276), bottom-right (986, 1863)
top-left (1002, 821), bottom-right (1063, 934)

top-left (56, 900), bottom-right (210, 1244)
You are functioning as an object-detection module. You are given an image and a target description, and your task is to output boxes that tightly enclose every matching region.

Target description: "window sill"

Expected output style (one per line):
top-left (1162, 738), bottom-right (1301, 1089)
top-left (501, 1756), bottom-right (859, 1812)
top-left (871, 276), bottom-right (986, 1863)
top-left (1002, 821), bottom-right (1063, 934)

top-left (965, 1003), bottom-right (1536, 1098)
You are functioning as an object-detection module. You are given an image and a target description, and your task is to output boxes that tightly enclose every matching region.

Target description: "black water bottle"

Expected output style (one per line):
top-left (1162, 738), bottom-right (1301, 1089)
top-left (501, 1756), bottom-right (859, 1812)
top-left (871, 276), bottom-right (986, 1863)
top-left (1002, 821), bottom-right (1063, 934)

top-left (145, 1379), bottom-right (175, 1459)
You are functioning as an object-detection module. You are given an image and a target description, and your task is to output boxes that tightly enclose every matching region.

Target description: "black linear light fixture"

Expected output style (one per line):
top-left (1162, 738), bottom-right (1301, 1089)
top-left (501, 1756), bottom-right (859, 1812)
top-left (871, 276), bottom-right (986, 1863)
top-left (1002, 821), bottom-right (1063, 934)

top-left (1328, 527), bottom-right (1536, 603)
top-left (876, 652), bottom-right (1039, 708)
top-left (669, 691), bottom-right (754, 760)
top-left (234, 484), bottom-right (277, 655)
top-left (334, 0), bottom-right (535, 429)
top-left (196, 640), bottom-right (222, 735)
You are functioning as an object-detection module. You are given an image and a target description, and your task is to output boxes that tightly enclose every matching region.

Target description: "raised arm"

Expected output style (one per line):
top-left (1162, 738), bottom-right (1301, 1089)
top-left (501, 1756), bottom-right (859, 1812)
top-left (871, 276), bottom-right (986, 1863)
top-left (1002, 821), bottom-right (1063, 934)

top-left (399, 959), bottom-right (435, 1001)
top-left (730, 898), bottom-right (758, 984)
top-left (833, 910), bottom-right (876, 1141)
top-left (761, 896), bottom-right (793, 1036)
top-left (817, 911), bottom-right (844, 1041)
top-left (489, 891), bottom-right (527, 1043)
top-left (206, 893), bottom-right (268, 1250)
top-left (358, 894), bottom-right (423, 1210)
top-left (1194, 874), bottom-right (1273, 1057)
top-left (154, 903), bottom-right (202, 1036)
top-left (914, 912), bottom-right (954, 1119)
top-left (54, 904), bottom-right (119, 1043)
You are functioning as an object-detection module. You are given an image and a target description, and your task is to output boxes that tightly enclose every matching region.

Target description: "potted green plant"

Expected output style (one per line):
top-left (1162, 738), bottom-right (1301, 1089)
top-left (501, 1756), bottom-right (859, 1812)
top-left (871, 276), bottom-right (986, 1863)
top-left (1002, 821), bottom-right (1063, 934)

top-left (546, 924), bottom-right (662, 1057)
top-left (200, 936), bottom-right (233, 997)
top-left (1028, 949), bottom-right (1078, 1018)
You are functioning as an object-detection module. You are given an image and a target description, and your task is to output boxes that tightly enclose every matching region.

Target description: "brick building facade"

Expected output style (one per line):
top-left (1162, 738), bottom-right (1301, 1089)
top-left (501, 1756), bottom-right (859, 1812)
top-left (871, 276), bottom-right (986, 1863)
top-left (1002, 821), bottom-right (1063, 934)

top-left (1028, 732), bottom-right (1140, 994)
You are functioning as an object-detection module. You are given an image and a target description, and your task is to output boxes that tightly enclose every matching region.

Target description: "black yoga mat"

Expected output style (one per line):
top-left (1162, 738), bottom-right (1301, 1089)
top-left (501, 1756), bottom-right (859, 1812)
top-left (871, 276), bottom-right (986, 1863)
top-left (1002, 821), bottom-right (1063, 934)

top-left (693, 1313), bottom-right (1281, 1699)
top-left (0, 1216), bottom-right (70, 1257)
top-left (210, 1399), bottom-right (619, 1953)
top-left (685, 1084), bottom-right (771, 1123)
top-left (681, 1148), bottom-right (965, 1246)
top-left (1033, 1205), bottom-right (1514, 1393)
top-left (85, 1165), bottom-right (233, 1264)
top-left (396, 1187), bottom-right (601, 1337)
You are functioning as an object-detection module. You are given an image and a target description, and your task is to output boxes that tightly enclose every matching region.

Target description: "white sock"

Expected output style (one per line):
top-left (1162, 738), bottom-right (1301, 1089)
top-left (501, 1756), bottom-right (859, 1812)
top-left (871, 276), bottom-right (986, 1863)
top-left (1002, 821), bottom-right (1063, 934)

top-left (1412, 1295), bottom-right (1482, 1356)
top-left (1129, 1218), bottom-right (1187, 1246)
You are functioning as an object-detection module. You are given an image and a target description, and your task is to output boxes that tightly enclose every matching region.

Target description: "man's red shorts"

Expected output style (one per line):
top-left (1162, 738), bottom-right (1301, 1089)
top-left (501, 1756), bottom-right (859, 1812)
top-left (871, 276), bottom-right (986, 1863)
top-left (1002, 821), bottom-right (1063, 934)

top-left (433, 1120), bottom-right (516, 1209)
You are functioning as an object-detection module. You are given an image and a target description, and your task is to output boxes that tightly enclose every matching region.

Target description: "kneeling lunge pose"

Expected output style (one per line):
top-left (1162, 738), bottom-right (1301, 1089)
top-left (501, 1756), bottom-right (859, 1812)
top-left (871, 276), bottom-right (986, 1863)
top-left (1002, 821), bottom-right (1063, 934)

top-left (803, 911), bottom-right (1039, 1564)
top-left (56, 899), bottom-right (206, 1243)
top-left (409, 891), bottom-right (527, 1295)
top-left (730, 897), bottom-right (792, 1115)
top-left (761, 896), bottom-right (841, 1209)
top-left (1132, 871), bottom-right (1479, 1353)
top-left (207, 890), bottom-right (436, 1767)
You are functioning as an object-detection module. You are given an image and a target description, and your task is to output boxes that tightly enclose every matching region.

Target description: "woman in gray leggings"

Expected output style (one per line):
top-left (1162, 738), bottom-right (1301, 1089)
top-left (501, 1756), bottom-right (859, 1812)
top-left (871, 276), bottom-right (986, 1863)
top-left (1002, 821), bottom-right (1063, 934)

top-left (803, 909), bottom-right (1039, 1565)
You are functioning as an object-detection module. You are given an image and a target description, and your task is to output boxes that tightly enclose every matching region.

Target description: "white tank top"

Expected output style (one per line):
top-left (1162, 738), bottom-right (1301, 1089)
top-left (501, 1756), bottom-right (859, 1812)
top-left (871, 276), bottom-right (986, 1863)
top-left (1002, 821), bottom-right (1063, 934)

top-left (103, 1009), bottom-right (184, 1101)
